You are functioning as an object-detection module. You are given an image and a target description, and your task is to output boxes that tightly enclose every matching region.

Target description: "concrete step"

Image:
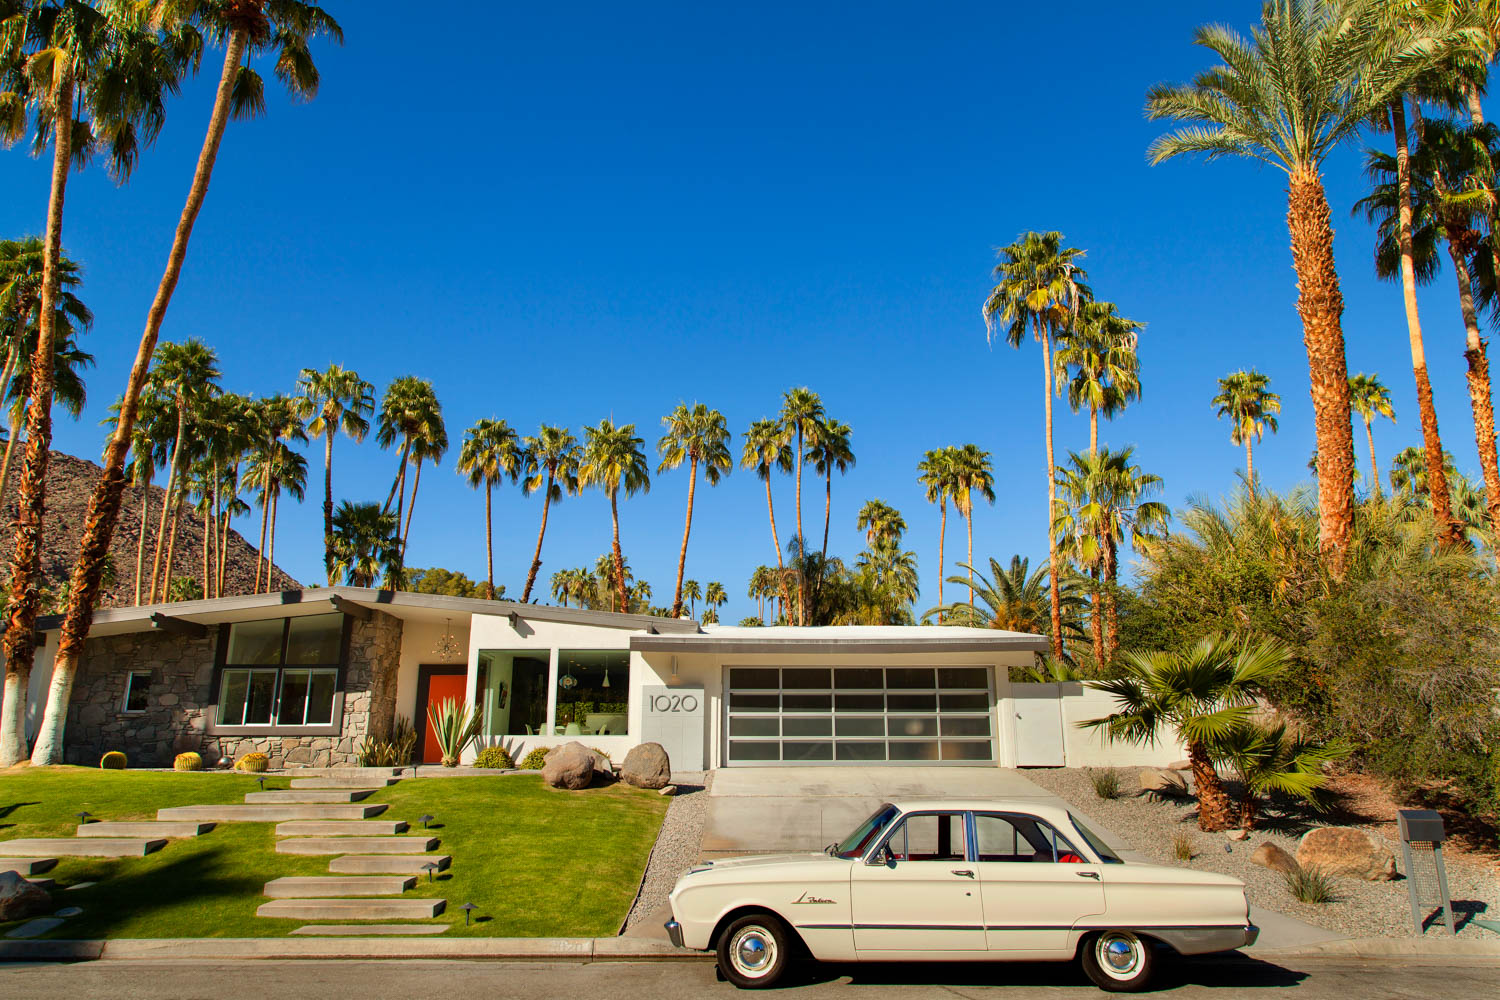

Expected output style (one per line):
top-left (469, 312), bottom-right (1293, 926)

top-left (274, 766), bottom-right (402, 779)
top-left (289, 777), bottom-right (400, 788)
top-left (0, 838), bottom-right (165, 857)
top-left (76, 821), bottom-right (213, 838)
top-left (244, 789), bottom-right (377, 804)
top-left (328, 854), bottom-right (451, 875)
top-left (276, 836), bottom-right (439, 856)
top-left (273, 821), bottom-right (408, 837)
top-left (291, 924), bottom-right (447, 936)
top-left (158, 804), bottom-right (387, 822)
top-left (263, 876), bottom-right (415, 898)
top-left (0, 858), bottom-right (58, 876)
top-left (256, 898), bottom-right (445, 920)
top-left (24, 878), bottom-right (56, 891)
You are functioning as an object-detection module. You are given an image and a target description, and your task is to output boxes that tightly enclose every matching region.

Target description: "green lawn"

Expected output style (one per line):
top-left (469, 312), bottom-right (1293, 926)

top-left (0, 767), bottom-right (669, 939)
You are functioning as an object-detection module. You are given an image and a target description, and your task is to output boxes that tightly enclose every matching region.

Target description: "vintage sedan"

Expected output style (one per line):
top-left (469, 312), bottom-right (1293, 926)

top-left (665, 799), bottom-right (1256, 991)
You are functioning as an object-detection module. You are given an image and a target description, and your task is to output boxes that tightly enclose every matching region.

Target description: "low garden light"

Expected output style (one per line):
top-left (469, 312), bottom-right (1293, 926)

top-left (256, 776), bottom-right (267, 791)
top-left (419, 814), bottom-right (434, 829)
top-left (75, 811), bottom-right (91, 825)
top-left (422, 862), bottom-right (438, 883)
top-left (460, 902), bottom-right (477, 927)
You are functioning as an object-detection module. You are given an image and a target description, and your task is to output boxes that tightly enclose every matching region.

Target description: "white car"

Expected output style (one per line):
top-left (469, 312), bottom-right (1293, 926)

top-left (665, 799), bottom-right (1257, 992)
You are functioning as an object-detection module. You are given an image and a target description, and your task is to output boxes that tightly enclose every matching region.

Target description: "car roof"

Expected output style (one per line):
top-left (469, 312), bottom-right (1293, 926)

top-left (886, 799), bottom-right (1078, 822)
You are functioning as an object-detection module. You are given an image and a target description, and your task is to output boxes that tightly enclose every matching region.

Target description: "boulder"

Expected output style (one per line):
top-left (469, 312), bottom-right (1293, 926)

top-left (1227, 829), bottom-right (1249, 842)
top-left (1139, 768), bottom-right (1190, 797)
top-left (1168, 760), bottom-right (1193, 772)
top-left (1251, 842), bottom-right (1300, 875)
top-left (546, 741), bottom-right (611, 777)
top-left (1296, 827), bottom-right (1397, 881)
top-left (541, 742), bottom-right (595, 790)
top-left (621, 743), bottom-right (672, 790)
top-left (0, 870), bottom-right (50, 922)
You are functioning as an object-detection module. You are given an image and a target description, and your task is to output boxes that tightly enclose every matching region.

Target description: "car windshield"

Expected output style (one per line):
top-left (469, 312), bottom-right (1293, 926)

top-left (1070, 813), bottom-right (1124, 864)
top-left (829, 803), bottom-right (899, 859)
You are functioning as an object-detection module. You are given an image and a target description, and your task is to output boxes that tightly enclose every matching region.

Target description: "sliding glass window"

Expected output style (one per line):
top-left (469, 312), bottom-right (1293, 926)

top-left (476, 650), bottom-right (550, 737)
top-left (217, 613), bottom-right (344, 728)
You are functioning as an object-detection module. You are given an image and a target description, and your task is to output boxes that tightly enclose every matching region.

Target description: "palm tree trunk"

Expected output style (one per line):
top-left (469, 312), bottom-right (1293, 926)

top-left (30, 29), bottom-right (251, 766)
top-left (323, 427), bottom-right (335, 585)
top-left (1239, 791), bottom-right (1258, 832)
top-left (1104, 535), bottom-right (1119, 658)
top-left (936, 500), bottom-right (947, 623)
top-left (1452, 253), bottom-right (1500, 535)
top-left (402, 459), bottom-right (422, 554)
top-left (0, 404), bottom-right (24, 507)
top-left (609, 491), bottom-right (627, 614)
top-left (254, 467), bottom-right (270, 592)
top-left (1389, 100), bottom-right (1461, 543)
top-left (1089, 403), bottom-right (1098, 456)
top-left (134, 468), bottom-right (152, 606)
top-left (1363, 418), bottom-right (1381, 499)
top-left (794, 428), bottom-right (805, 626)
top-left (162, 496), bottom-right (183, 599)
top-left (521, 470), bottom-right (554, 603)
top-left (152, 407), bottom-right (186, 602)
top-left (267, 487), bottom-right (279, 591)
top-left (1041, 320), bottom-right (1063, 659)
top-left (201, 501), bottom-right (211, 597)
top-left (671, 457), bottom-right (698, 617)
top-left (483, 483), bottom-right (494, 600)
top-left (1245, 438), bottom-right (1253, 489)
top-left (965, 507), bottom-right (975, 611)
top-left (1189, 739), bottom-right (1236, 832)
top-left (382, 435), bottom-right (410, 513)
top-left (1286, 166), bottom-right (1356, 579)
top-left (1, 70), bottom-right (73, 767)
top-left (763, 477), bottom-right (791, 624)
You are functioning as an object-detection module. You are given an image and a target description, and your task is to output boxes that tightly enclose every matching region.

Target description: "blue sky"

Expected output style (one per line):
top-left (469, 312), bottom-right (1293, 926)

top-left (0, 2), bottom-right (1491, 621)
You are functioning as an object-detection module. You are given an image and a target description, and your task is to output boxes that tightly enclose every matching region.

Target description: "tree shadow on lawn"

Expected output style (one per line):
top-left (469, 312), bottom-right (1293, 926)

top-left (0, 801), bottom-right (44, 831)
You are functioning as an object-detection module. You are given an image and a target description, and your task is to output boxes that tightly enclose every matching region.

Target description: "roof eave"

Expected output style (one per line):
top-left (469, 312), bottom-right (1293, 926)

top-left (629, 636), bottom-right (1049, 655)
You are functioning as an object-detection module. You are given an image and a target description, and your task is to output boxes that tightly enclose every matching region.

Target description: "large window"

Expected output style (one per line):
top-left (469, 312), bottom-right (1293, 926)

top-left (476, 650), bottom-right (550, 737)
top-left (554, 650), bottom-right (629, 736)
top-left (217, 613), bottom-right (344, 728)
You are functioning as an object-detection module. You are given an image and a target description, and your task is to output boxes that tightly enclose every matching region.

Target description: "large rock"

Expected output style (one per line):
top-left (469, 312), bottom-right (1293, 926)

top-left (620, 743), bottom-right (672, 789)
top-left (1296, 827), bottom-right (1397, 881)
top-left (1250, 842), bottom-right (1300, 875)
top-left (0, 870), bottom-right (50, 922)
top-left (546, 741), bottom-right (611, 776)
top-left (1139, 768), bottom-right (1190, 797)
top-left (541, 742), bottom-right (595, 790)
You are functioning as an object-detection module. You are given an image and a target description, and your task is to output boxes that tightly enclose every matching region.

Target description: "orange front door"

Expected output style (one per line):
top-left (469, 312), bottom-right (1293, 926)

top-left (421, 671), bottom-right (468, 764)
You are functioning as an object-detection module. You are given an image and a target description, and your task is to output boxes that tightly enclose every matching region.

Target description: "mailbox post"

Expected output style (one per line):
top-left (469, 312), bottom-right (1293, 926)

top-left (1398, 809), bottom-right (1455, 934)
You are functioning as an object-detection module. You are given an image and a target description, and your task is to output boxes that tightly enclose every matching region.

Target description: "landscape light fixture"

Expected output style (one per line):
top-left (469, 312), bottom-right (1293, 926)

top-left (419, 814), bottom-right (434, 829)
top-left (256, 776), bottom-right (267, 791)
top-left (422, 862), bottom-right (438, 883)
top-left (75, 811), bottom-right (91, 825)
top-left (460, 902), bottom-right (478, 927)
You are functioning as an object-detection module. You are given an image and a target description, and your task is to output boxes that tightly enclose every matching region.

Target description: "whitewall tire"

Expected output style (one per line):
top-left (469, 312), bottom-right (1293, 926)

top-left (1081, 929), bottom-right (1156, 992)
top-left (716, 913), bottom-right (792, 989)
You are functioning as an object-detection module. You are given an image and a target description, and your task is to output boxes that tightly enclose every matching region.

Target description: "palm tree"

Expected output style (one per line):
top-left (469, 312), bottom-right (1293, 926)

top-left (376, 375), bottom-right (444, 556)
top-left (851, 537), bottom-right (920, 625)
top-left (1055, 300), bottom-right (1143, 454)
top-left (145, 339), bottom-right (219, 603)
top-left (244, 440), bottom-right (305, 592)
top-left (806, 418), bottom-right (853, 609)
top-left (1084, 635), bottom-right (1293, 832)
top-left (1390, 444), bottom-right (1460, 497)
top-left (116, 391), bottom-right (172, 605)
top-left (922, 555), bottom-right (1085, 642)
top-left (329, 500), bottom-right (399, 588)
top-left (856, 499), bottom-right (906, 547)
top-left (1212, 371), bottom-right (1280, 487)
top-left (33, 2), bottom-right (340, 767)
top-left (296, 364), bottom-right (374, 584)
top-left (579, 419), bottom-right (650, 613)
top-left (247, 393), bottom-right (305, 593)
top-left (456, 417), bottom-right (523, 600)
top-left (519, 425), bottom-right (579, 603)
top-left (949, 444), bottom-right (995, 612)
top-left (778, 388), bottom-right (824, 625)
top-left (746, 565), bottom-right (774, 622)
top-left (0, 332), bottom-right (93, 501)
top-left (682, 579), bottom-right (702, 616)
top-left (657, 403), bottom-right (732, 617)
top-left (983, 231), bottom-right (1090, 659)
top-left (705, 580), bottom-right (727, 620)
top-left (741, 418), bottom-right (794, 623)
top-left (917, 447), bottom-right (958, 622)
top-left (1347, 373), bottom-right (1396, 498)
top-left (1146, 1), bottom-right (1475, 576)
top-left (1215, 722), bottom-right (1348, 830)
top-left (400, 409), bottom-right (447, 558)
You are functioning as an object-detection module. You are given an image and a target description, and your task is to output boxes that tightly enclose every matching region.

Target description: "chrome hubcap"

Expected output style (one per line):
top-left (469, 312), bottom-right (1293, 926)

top-left (1098, 933), bottom-right (1142, 978)
top-left (731, 927), bottom-right (776, 977)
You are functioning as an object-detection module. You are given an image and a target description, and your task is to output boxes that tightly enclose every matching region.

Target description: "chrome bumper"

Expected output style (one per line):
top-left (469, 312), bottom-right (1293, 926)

top-left (1152, 924), bottom-right (1258, 955)
top-left (664, 919), bottom-right (684, 948)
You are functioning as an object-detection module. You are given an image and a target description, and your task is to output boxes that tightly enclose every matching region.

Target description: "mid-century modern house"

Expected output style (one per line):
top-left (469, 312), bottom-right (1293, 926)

top-left (25, 588), bottom-right (1179, 770)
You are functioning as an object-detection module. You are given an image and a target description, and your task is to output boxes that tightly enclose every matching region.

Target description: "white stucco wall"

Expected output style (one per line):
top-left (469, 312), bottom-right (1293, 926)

top-left (393, 618), bottom-right (472, 728)
top-left (1058, 683), bottom-right (1188, 767)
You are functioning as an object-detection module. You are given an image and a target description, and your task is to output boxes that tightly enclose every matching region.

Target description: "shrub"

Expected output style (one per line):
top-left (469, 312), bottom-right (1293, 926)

top-left (520, 747), bottom-right (550, 770)
top-left (173, 752), bottom-right (202, 771)
top-left (1283, 864), bottom-right (1337, 904)
top-left (99, 751), bottom-right (127, 770)
top-left (360, 716), bottom-right (419, 767)
top-left (1172, 831), bottom-right (1194, 861)
top-left (234, 752), bottom-right (269, 772)
top-left (473, 745), bottom-right (515, 769)
top-left (1089, 768), bottom-right (1121, 800)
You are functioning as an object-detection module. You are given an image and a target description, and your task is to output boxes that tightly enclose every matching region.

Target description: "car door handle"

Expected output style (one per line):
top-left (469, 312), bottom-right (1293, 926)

top-left (951, 869), bottom-right (975, 879)
top-left (1076, 871), bottom-right (1100, 880)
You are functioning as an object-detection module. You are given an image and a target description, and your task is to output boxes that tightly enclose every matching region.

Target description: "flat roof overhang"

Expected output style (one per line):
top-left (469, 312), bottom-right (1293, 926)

top-left (629, 634), bottom-right (1050, 655)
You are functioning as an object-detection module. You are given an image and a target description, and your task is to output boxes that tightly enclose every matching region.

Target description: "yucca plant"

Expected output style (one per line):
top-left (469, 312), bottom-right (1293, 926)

top-left (1214, 721), bottom-right (1350, 830)
top-left (426, 698), bottom-right (481, 767)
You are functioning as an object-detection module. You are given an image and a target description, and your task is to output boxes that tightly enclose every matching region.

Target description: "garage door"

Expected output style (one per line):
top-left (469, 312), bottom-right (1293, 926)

top-left (724, 666), bottom-right (995, 765)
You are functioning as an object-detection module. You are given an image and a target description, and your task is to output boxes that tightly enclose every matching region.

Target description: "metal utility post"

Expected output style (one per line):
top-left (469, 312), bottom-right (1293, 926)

top-left (1398, 809), bottom-right (1455, 934)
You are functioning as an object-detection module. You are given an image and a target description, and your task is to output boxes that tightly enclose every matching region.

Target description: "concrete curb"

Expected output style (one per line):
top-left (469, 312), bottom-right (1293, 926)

top-left (0, 937), bottom-right (706, 962)
top-left (1253, 937), bottom-right (1500, 960)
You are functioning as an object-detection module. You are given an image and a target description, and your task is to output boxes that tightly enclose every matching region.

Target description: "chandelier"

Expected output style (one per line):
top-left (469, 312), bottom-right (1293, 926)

top-left (433, 618), bottom-right (461, 662)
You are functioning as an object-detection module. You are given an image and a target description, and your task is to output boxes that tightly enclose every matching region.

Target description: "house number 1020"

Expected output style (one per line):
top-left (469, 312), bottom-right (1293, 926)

top-left (650, 694), bottom-right (699, 713)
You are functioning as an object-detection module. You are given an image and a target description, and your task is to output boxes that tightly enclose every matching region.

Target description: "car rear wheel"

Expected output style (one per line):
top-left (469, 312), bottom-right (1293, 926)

top-left (1080, 930), bottom-right (1156, 992)
top-left (716, 913), bottom-right (792, 989)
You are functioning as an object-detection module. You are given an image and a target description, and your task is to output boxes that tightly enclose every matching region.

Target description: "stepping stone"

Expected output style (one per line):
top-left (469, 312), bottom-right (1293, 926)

top-left (5, 918), bottom-right (64, 939)
top-left (0, 858), bottom-right (57, 876)
top-left (289, 777), bottom-right (400, 788)
top-left (0, 838), bottom-right (165, 858)
top-left (76, 821), bottom-right (213, 838)
top-left (245, 789), bottom-right (377, 804)
top-left (273, 820), bottom-right (409, 837)
top-left (64, 882), bottom-right (96, 891)
top-left (256, 898), bottom-right (445, 920)
top-left (329, 855), bottom-right (451, 875)
top-left (25, 878), bottom-right (56, 891)
top-left (276, 836), bottom-right (439, 856)
top-left (54, 906), bottom-right (82, 918)
top-left (263, 876), bottom-right (415, 898)
top-left (291, 924), bottom-right (447, 935)
top-left (158, 804), bottom-right (387, 822)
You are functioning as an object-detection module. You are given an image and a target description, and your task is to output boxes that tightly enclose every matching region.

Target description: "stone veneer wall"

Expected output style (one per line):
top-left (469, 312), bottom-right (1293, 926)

top-left (63, 610), bottom-right (404, 768)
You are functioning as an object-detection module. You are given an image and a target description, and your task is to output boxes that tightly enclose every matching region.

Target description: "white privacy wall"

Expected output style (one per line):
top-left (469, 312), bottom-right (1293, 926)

top-left (1057, 683), bottom-right (1188, 767)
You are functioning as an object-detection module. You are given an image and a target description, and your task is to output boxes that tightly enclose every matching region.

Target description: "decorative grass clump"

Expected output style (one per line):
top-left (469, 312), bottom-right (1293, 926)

top-left (173, 752), bottom-right (202, 772)
top-left (1089, 768), bottom-right (1122, 799)
top-left (1172, 831), bottom-right (1195, 861)
top-left (472, 746), bottom-right (515, 769)
top-left (234, 752), bottom-right (269, 773)
top-left (519, 747), bottom-right (550, 770)
top-left (1283, 864), bottom-right (1337, 904)
top-left (99, 751), bottom-right (127, 770)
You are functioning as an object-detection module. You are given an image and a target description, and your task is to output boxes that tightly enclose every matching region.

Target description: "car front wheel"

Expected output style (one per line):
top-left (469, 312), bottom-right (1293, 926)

top-left (716, 913), bottom-right (792, 989)
top-left (1080, 929), bottom-right (1156, 992)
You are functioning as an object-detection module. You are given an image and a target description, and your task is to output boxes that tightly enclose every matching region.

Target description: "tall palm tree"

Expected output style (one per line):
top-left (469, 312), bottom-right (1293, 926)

top-left (1146, 0), bottom-right (1475, 577)
top-left (922, 555), bottom-right (1086, 642)
top-left (1348, 373), bottom-right (1396, 497)
top-left (248, 393), bottom-right (305, 593)
top-left (329, 500), bottom-right (399, 588)
top-left (144, 339), bottom-right (219, 603)
top-left (852, 537), bottom-right (920, 625)
top-left (115, 390), bottom-right (172, 605)
top-left (456, 417), bottom-right (523, 600)
top-left (746, 565), bottom-right (774, 622)
top-left (949, 443), bottom-right (995, 612)
top-left (519, 424), bottom-right (579, 603)
top-left (34, 2), bottom-right (340, 767)
top-left (1056, 300), bottom-right (1142, 455)
top-left (704, 580), bottom-right (727, 620)
top-left (0, 332), bottom-right (93, 500)
top-left (400, 413), bottom-right (448, 557)
top-left (682, 578), bottom-right (702, 616)
top-left (741, 418), bottom-right (794, 622)
top-left (984, 231), bottom-right (1089, 659)
top-left (806, 418), bottom-right (853, 608)
top-left (917, 446), bottom-right (958, 622)
top-left (376, 375), bottom-right (444, 557)
top-left (657, 402), bottom-right (732, 617)
top-left (856, 498), bottom-right (906, 547)
top-left (245, 439), bottom-right (305, 592)
top-left (1212, 371), bottom-right (1280, 487)
top-left (296, 363), bottom-right (373, 584)
top-left (579, 418), bottom-right (650, 613)
top-left (778, 388), bottom-right (824, 625)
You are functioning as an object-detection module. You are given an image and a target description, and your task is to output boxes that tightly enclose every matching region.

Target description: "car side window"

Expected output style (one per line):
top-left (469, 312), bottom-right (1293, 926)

top-left (974, 812), bottom-right (1085, 863)
top-left (884, 812), bottom-right (967, 863)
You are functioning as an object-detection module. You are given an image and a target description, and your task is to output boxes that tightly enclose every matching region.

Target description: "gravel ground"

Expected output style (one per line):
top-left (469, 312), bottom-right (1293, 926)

top-left (622, 771), bottom-right (713, 932)
top-left (1024, 767), bottom-right (1500, 939)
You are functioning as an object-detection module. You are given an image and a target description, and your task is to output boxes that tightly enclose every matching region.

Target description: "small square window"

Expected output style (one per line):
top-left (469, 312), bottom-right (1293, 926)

top-left (123, 672), bottom-right (150, 713)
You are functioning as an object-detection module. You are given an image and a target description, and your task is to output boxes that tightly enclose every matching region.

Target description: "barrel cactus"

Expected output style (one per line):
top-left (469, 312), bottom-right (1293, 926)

top-left (173, 752), bottom-right (203, 771)
top-left (234, 752), bottom-right (269, 773)
top-left (99, 751), bottom-right (127, 770)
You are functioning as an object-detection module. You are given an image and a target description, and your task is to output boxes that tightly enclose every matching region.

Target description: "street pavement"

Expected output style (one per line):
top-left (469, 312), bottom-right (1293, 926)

top-left (2, 955), bottom-right (1497, 999)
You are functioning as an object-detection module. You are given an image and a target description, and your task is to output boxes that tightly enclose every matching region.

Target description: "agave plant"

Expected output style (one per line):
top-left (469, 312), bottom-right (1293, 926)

top-left (427, 699), bottom-right (481, 767)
